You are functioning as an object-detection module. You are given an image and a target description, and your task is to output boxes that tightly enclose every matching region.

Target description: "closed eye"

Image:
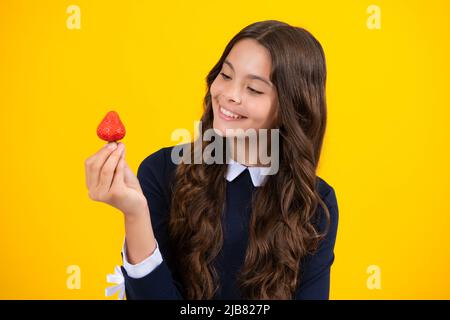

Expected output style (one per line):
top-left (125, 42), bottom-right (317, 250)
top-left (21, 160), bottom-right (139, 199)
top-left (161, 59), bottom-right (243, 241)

top-left (220, 73), bottom-right (263, 95)
top-left (248, 87), bottom-right (263, 95)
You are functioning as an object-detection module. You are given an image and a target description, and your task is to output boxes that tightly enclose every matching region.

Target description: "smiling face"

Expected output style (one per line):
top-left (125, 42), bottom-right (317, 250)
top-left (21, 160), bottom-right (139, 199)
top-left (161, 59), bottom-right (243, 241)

top-left (210, 38), bottom-right (279, 137)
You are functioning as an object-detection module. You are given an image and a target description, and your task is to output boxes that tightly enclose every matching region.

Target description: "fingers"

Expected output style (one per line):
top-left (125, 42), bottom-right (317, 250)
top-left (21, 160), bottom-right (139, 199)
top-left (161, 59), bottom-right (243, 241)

top-left (85, 142), bottom-right (118, 189)
top-left (124, 162), bottom-right (142, 192)
top-left (97, 142), bottom-right (125, 194)
top-left (111, 145), bottom-right (126, 189)
top-left (124, 162), bottom-right (134, 181)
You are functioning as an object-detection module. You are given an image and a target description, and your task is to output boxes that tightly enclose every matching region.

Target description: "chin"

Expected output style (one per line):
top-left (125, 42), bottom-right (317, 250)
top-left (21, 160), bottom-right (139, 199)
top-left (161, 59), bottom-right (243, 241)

top-left (212, 119), bottom-right (227, 137)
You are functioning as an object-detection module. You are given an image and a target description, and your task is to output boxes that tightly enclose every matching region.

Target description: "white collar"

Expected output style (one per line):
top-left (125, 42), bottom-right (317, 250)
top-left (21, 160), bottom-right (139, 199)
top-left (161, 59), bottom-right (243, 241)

top-left (224, 158), bottom-right (271, 187)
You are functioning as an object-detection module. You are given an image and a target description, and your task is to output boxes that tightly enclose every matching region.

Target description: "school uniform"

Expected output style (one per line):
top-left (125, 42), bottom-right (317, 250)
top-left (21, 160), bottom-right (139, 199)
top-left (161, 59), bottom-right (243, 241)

top-left (106, 145), bottom-right (339, 300)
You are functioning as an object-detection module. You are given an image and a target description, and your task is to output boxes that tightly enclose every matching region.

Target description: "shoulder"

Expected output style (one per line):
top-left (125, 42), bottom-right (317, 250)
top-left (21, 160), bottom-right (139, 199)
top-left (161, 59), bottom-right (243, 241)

top-left (136, 144), bottom-right (187, 209)
top-left (138, 145), bottom-right (172, 170)
top-left (316, 176), bottom-right (338, 211)
top-left (137, 144), bottom-right (185, 177)
top-left (314, 176), bottom-right (339, 236)
top-left (136, 143), bottom-right (192, 193)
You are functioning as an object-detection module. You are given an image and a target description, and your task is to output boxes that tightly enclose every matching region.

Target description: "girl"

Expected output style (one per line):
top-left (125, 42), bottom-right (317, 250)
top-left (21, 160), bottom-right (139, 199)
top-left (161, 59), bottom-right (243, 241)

top-left (85, 20), bottom-right (339, 300)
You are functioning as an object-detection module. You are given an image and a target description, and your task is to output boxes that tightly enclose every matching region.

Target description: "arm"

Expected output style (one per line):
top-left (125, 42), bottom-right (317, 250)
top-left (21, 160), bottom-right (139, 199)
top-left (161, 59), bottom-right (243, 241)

top-left (123, 205), bottom-right (157, 265)
top-left (122, 235), bottom-right (162, 279)
top-left (120, 147), bottom-right (185, 299)
top-left (295, 186), bottom-right (339, 300)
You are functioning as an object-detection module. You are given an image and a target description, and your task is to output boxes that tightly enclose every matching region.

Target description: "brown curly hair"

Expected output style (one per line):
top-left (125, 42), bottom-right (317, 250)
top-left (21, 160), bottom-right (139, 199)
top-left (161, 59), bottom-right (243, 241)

top-left (168, 20), bottom-right (331, 299)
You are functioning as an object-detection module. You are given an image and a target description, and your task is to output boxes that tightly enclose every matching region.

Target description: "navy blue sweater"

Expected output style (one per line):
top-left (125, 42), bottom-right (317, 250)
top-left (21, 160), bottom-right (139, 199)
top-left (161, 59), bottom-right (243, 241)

top-left (120, 146), bottom-right (339, 300)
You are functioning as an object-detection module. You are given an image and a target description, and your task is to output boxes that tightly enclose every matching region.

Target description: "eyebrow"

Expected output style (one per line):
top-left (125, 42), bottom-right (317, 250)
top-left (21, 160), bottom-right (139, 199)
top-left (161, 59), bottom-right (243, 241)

top-left (223, 60), bottom-right (273, 88)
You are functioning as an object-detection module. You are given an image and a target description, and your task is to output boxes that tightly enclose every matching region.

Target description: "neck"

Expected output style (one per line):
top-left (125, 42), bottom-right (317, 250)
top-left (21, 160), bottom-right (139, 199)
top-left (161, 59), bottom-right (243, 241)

top-left (228, 135), bottom-right (271, 167)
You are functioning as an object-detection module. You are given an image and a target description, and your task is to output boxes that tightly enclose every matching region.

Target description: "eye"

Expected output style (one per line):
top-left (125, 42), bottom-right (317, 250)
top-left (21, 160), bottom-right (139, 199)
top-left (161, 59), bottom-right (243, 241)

top-left (220, 72), bottom-right (231, 80)
top-left (248, 87), bottom-right (263, 95)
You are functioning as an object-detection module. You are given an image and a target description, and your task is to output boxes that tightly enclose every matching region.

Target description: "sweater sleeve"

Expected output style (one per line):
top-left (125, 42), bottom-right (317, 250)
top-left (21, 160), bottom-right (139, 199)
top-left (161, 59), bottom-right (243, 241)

top-left (294, 184), bottom-right (339, 300)
top-left (120, 147), bottom-right (185, 299)
top-left (122, 237), bottom-right (163, 278)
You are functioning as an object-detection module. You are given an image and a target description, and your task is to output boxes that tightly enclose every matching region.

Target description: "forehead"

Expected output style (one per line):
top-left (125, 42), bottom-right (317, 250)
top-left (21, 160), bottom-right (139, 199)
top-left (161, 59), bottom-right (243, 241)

top-left (224, 38), bottom-right (272, 78)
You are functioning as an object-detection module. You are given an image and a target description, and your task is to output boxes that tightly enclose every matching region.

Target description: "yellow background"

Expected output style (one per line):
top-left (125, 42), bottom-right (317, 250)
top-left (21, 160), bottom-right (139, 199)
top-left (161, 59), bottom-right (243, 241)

top-left (1, 0), bottom-right (449, 299)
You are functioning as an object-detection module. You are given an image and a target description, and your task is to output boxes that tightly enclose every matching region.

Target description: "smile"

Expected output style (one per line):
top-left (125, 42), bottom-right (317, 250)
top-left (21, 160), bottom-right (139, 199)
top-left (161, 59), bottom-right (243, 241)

top-left (219, 106), bottom-right (247, 120)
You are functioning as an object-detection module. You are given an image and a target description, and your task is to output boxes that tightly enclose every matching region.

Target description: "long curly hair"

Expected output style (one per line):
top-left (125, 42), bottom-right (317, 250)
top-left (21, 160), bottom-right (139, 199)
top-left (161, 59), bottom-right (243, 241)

top-left (167, 20), bottom-right (331, 299)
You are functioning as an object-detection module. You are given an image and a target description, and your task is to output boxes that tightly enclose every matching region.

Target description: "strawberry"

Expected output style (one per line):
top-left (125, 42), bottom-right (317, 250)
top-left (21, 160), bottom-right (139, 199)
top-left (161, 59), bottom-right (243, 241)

top-left (97, 111), bottom-right (126, 142)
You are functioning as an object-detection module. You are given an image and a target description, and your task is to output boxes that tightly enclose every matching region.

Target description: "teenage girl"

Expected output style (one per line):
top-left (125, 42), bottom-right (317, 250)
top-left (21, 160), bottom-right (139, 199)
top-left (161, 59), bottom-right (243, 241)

top-left (85, 20), bottom-right (339, 300)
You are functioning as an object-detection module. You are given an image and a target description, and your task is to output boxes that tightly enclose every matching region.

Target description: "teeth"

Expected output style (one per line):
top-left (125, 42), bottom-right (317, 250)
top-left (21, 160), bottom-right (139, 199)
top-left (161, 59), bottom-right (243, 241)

top-left (220, 106), bottom-right (243, 119)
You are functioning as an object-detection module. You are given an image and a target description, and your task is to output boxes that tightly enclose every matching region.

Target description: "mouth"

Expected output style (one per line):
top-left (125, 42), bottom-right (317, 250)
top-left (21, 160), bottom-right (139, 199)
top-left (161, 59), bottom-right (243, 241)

top-left (218, 105), bottom-right (248, 121)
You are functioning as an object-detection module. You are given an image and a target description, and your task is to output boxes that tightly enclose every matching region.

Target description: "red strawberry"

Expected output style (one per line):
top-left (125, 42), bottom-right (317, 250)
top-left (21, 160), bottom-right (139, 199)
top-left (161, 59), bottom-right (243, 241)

top-left (97, 111), bottom-right (126, 142)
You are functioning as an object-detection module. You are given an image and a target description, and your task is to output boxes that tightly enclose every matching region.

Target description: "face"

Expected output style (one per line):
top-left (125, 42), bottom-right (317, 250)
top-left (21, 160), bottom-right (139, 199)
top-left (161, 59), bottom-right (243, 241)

top-left (210, 38), bottom-right (279, 137)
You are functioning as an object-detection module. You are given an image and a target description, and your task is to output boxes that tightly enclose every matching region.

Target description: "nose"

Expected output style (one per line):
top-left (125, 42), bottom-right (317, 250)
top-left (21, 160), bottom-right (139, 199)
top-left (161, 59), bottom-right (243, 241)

top-left (223, 83), bottom-right (242, 104)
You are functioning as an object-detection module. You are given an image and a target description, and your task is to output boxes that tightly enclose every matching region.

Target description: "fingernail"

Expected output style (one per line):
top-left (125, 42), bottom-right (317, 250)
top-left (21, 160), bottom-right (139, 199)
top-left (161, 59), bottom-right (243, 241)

top-left (108, 142), bottom-right (117, 150)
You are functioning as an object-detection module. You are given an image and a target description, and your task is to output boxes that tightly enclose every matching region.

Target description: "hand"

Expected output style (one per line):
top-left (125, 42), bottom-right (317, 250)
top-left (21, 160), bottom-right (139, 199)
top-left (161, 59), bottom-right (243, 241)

top-left (85, 142), bottom-right (148, 217)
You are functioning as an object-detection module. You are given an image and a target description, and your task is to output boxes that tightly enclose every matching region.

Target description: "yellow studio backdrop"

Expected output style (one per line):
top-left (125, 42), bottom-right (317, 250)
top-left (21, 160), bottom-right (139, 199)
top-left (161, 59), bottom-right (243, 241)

top-left (0, 0), bottom-right (449, 299)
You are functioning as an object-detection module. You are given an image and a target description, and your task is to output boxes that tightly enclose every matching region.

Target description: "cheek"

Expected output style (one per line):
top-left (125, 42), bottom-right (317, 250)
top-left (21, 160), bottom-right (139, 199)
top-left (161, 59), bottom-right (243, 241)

top-left (247, 100), bottom-right (275, 125)
top-left (210, 78), bottom-right (223, 98)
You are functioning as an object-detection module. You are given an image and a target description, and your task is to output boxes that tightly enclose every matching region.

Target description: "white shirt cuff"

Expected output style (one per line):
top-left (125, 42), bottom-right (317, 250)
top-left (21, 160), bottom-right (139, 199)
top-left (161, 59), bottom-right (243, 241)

top-left (122, 237), bottom-right (163, 279)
